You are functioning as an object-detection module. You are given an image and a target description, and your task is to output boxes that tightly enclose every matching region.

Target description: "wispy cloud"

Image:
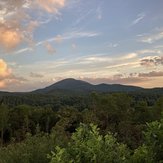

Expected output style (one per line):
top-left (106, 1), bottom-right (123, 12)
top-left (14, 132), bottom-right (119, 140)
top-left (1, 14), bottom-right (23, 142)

top-left (137, 49), bottom-right (162, 55)
top-left (73, 9), bottom-right (94, 26)
top-left (107, 43), bottom-right (119, 48)
top-left (13, 29), bottom-right (100, 55)
top-left (122, 53), bottom-right (137, 59)
top-left (106, 62), bottom-right (139, 69)
top-left (54, 35), bottom-right (63, 43)
top-left (30, 72), bottom-right (44, 78)
top-left (61, 30), bottom-right (101, 40)
top-left (80, 75), bottom-right (147, 85)
top-left (138, 31), bottom-right (163, 44)
top-left (14, 48), bottom-right (33, 55)
top-left (131, 13), bottom-right (145, 26)
top-left (138, 71), bottom-right (163, 77)
top-left (96, 7), bottom-right (102, 20)
top-left (37, 30), bottom-right (100, 45)
top-left (45, 42), bottom-right (56, 54)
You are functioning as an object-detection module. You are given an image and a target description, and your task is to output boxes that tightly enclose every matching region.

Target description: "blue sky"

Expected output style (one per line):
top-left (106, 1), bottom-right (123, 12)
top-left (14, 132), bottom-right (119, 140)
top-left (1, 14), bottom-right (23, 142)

top-left (0, 0), bottom-right (163, 91)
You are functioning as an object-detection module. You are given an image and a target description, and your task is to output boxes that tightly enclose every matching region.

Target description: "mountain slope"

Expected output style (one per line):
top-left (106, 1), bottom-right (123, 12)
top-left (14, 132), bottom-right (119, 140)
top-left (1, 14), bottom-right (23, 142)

top-left (33, 78), bottom-right (143, 93)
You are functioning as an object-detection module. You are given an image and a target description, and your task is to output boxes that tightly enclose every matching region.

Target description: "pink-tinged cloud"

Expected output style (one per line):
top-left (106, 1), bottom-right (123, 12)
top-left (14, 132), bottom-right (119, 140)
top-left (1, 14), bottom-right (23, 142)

top-left (45, 43), bottom-right (56, 54)
top-left (0, 81), bottom-right (6, 88)
top-left (0, 59), bottom-right (28, 89)
top-left (80, 75), bottom-right (147, 85)
top-left (0, 25), bottom-right (22, 51)
top-left (0, 59), bottom-right (12, 78)
top-left (0, 0), bottom-right (66, 51)
top-left (37, 0), bottom-right (65, 14)
top-left (0, 59), bottom-right (12, 88)
top-left (140, 56), bottom-right (163, 67)
top-left (138, 71), bottom-right (163, 77)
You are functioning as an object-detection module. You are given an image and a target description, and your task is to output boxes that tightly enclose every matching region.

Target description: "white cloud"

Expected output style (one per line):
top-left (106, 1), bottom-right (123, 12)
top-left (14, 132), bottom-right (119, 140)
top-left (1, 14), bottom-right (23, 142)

top-left (131, 13), bottom-right (145, 25)
top-left (14, 47), bottom-right (33, 55)
top-left (106, 62), bottom-right (139, 69)
top-left (138, 31), bottom-right (163, 44)
top-left (121, 53), bottom-right (137, 59)
top-left (137, 49), bottom-right (162, 55)
top-left (62, 30), bottom-right (100, 39)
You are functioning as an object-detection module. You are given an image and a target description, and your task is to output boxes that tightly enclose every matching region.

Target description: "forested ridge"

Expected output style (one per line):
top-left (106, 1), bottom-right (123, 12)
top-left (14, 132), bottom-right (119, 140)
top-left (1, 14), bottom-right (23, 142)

top-left (0, 91), bottom-right (163, 162)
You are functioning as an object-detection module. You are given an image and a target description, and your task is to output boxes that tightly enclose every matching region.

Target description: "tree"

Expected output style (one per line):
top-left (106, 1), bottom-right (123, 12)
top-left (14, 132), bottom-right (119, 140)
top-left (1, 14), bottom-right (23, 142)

top-left (0, 133), bottom-right (56, 163)
top-left (49, 124), bottom-right (130, 163)
top-left (131, 114), bottom-right (163, 163)
top-left (143, 116), bottom-right (163, 162)
top-left (0, 104), bottom-right (9, 146)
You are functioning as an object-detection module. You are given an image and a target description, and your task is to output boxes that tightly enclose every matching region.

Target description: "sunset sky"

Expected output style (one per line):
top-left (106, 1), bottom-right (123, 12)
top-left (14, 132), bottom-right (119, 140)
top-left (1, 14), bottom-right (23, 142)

top-left (0, 0), bottom-right (163, 92)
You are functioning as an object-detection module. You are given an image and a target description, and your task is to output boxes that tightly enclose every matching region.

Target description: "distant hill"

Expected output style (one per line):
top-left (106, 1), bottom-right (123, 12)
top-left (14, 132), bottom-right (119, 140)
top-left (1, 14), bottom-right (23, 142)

top-left (0, 78), bottom-right (162, 107)
top-left (33, 78), bottom-right (144, 94)
top-left (0, 78), bottom-right (163, 95)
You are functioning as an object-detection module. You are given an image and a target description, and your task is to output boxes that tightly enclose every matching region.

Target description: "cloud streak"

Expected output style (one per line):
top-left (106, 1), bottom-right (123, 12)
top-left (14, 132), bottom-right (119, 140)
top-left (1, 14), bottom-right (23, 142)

top-left (138, 71), bottom-right (163, 77)
top-left (80, 76), bottom-right (147, 85)
top-left (131, 13), bottom-right (145, 25)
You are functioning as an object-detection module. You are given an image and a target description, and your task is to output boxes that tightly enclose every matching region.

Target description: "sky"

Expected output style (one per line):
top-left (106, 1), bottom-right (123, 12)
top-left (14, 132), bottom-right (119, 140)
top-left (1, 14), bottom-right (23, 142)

top-left (0, 0), bottom-right (163, 92)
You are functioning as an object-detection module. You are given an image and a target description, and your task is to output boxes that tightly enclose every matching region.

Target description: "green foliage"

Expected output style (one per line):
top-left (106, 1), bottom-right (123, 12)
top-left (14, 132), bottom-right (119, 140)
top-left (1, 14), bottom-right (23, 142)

top-left (0, 133), bottom-right (56, 163)
top-left (49, 124), bottom-right (130, 163)
top-left (0, 104), bottom-right (9, 146)
top-left (131, 145), bottom-right (153, 163)
top-left (131, 115), bottom-right (163, 163)
top-left (143, 116), bottom-right (163, 162)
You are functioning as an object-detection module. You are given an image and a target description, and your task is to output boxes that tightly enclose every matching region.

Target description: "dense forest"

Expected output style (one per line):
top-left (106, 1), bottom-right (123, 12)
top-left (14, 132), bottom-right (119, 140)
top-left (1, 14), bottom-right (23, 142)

top-left (0, 91), bottom-right (163, 163)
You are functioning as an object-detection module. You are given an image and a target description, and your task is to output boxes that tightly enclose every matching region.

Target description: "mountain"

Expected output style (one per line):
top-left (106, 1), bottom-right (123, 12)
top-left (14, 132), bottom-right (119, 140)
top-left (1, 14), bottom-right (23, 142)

top-left (33, 78), bottom-right (144, 94)
top-left (0, 78), bottom-right (163, 95)
top-left (33, 78), bottom-right (94, 93)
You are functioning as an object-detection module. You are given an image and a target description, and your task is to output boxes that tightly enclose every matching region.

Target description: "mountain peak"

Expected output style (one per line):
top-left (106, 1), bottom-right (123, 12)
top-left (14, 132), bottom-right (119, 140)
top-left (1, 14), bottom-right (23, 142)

top-left (52, 78), bottom-right (93, 89)
top-left (34, 78), bottom-right (94, 93)
top-left (54, 78), bottom-right (91, 85)
top-left (33, 78), bottom-right (146, 94)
